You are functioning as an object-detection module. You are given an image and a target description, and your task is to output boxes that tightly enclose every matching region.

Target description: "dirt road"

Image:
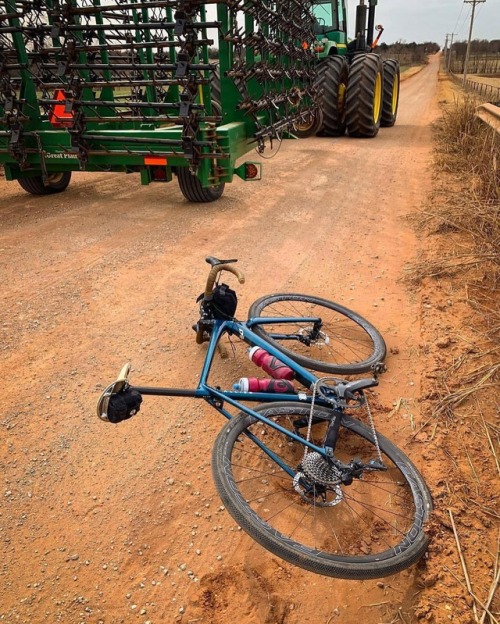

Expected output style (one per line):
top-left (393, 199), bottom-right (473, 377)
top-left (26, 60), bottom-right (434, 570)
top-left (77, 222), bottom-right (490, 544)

top-left (1, 56), bottom-right (441, 623)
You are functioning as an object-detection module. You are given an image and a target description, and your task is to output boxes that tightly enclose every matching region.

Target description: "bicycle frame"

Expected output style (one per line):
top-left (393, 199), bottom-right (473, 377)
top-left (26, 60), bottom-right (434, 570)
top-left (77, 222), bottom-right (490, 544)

top-left (129, 317), bottom-right (346, 461)
top-left (96, 276), bottom-right (433, 580)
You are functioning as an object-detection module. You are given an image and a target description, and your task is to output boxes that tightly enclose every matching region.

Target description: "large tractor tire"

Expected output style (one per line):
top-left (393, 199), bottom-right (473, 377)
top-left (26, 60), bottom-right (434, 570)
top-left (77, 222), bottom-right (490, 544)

top-left (345, 53), bottom-right (383, 138)
top-left (315, 56), bottom-right (349, 136)
top-left (176, 167), bottom-right (225, 202)
top-left (381, 59), bottom-right (400, 127)
top-left (17, 171), bottom-right (72, 195)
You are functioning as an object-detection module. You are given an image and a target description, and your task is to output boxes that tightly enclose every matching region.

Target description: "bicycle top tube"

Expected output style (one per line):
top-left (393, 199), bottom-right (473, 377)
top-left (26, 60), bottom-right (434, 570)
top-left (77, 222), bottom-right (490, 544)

top-left (130, 317), bottom-right (328, 407)
top-left (197, 318), bottom-right (319, 391)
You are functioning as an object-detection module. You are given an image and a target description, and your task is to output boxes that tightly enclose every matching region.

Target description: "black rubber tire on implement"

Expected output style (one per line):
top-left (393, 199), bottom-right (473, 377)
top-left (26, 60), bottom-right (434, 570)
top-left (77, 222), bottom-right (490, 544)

top-left (212, 402), bottom-right (432, 579)
top-left (17, 171), bottom-right (72, 195)
top-left (316, 56), bottom-right (349, 136)
top-left (381, 59), bottom-right (400, 127)
top-left (176, 167), bottom-right (225, 203)
top-left (248, 293), bottom-right (386, 375)
top-left (291, 108), bottom-right (324, 138)
top-left (345, 53), bottom-right (383, 138)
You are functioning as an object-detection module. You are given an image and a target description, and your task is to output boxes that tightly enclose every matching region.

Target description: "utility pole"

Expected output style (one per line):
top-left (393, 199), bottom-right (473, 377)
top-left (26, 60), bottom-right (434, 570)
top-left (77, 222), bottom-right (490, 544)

top-left (463, 0), bottom-right (486, 87)
top-left (447, 33), bottom-right (457, 73)
top-left (444, 33), bottom-right (449, 61)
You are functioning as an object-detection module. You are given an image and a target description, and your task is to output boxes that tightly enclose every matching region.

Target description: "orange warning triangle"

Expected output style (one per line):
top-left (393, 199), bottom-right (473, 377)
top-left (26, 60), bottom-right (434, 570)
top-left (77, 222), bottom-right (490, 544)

top-left (48, 89), bottom-right (74, 128)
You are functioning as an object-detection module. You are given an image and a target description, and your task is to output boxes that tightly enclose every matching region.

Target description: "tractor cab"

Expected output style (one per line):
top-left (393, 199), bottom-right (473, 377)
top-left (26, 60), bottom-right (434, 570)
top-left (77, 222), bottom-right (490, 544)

top-left (311, 0), bottom-right (379, 59)
top-left (312, 0), bottom-right (348, 57)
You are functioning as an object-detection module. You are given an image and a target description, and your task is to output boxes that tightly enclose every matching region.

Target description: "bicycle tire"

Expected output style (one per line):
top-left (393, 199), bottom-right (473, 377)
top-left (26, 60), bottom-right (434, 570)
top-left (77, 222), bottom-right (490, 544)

top-left (248, 294), bottom-right (386, 374)
top-left (212, 402), bottom-right (432, 579)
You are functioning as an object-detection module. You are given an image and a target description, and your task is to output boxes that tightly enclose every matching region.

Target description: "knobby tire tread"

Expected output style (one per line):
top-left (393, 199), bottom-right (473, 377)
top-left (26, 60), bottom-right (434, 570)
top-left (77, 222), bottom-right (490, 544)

top-left (381, 58), bottom-right (400, 127)
top-left (345, 53), bottom-right (383, 138)
top-left (316, 56), bottom-right (348, 136)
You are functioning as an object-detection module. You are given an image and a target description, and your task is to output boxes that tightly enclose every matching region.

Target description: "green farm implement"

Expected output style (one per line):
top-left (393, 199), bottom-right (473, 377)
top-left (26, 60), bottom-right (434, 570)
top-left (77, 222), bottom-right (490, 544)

top-left (0, 0), bottom-right (401, 202)
top-left (0, 0), bottom-right (319, 201)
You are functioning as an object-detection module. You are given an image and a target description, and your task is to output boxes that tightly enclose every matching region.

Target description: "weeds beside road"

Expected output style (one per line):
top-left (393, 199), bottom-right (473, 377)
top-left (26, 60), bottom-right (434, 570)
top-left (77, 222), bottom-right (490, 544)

top-left (407, 77), bottom-right (500, 624)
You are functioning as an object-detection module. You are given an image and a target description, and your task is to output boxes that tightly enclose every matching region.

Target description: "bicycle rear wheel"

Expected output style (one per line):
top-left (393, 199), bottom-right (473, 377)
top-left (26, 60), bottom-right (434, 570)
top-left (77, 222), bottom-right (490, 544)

top-left (248, 294), bottom-right (386, 374)
top-left (212, 403), bottom-right (431, 579)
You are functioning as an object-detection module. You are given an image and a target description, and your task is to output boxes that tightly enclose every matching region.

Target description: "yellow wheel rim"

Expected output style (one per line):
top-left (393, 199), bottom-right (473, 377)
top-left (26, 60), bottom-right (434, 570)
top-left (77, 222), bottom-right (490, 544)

top-left (48, 173), bottom-right (64, 184)
top-left (338, 83), bottom-right (347, 116)
top-left (373, 71), bottom-right (382, 123)
top-left (294, 113), bottom-right (315, 131)
top-left (391, 76), bottom-right (399, 114)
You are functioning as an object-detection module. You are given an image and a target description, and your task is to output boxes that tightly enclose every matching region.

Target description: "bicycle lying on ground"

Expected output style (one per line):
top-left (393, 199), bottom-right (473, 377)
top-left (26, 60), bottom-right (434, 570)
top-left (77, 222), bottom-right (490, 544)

top-left (97, 257), bottom-right (432, 579)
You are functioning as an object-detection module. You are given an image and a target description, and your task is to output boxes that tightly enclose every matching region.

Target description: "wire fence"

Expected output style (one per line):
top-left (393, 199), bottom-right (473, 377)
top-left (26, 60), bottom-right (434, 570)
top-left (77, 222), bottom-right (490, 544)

top-left (449, 53), bottom-right (500, 75)
top-left (447, 71), bottom-right (500, 104)
top-left (463, 79), bottom-right (500, 103)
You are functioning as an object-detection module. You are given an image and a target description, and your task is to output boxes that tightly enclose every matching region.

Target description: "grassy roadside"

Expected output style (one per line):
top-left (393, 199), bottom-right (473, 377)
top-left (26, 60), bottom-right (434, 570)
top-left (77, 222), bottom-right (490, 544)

top-left (408, 74), bottom-right (499, 623)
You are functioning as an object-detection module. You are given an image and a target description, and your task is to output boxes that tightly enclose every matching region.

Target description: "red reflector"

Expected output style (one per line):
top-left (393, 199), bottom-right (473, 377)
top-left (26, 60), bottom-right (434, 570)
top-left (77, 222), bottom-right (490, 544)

top-left (49, 89), bottom-right (74, 128)
top-left (245, 164), bottom-right (259, 179)
top-left (144, 157), bottom-right (168, 165)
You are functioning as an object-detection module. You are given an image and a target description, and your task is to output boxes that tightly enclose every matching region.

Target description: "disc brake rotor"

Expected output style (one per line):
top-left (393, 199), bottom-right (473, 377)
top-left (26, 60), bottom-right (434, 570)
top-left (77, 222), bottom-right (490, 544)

top-left (297, 326), bottom-right (330, 346)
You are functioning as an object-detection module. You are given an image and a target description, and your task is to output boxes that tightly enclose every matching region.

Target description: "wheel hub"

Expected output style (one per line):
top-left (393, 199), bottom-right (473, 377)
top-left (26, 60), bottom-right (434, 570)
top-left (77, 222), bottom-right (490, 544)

top-left (298, 326), bottom-right (330, 346)
top-left (293, 453), bottom-right (343, 507)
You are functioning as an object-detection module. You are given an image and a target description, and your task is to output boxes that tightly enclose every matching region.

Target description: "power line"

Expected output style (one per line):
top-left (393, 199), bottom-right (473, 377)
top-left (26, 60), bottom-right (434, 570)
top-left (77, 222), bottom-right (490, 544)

top-left (463, 0), bottom-right (486, 86)
top-left (452, 2), bottom-right (465, 33)
top-left (447, 32), bottom-right (457, 72)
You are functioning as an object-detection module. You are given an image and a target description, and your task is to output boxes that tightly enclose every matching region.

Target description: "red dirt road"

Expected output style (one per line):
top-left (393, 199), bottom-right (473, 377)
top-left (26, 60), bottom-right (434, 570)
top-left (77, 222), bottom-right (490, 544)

top-left (1, 56), bottom-right (441, 623)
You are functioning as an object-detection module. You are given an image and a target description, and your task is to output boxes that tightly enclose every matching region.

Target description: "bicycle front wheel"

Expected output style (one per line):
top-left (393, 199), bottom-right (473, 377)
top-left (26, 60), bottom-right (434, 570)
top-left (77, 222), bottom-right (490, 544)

top-left (212, 403), bottom-right (431, 579)
top-left (248, 294), bottom-right (386, 374)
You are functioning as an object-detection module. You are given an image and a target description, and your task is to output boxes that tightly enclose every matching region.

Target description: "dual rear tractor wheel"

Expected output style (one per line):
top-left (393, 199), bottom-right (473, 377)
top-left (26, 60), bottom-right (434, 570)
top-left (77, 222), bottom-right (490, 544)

top-left (305, 54), bottom-right (400, 139)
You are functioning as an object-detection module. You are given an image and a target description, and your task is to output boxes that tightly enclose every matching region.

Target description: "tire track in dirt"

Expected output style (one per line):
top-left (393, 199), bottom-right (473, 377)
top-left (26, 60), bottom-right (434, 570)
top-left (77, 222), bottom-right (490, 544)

top-left (0, 56), bottom-right (442, 624)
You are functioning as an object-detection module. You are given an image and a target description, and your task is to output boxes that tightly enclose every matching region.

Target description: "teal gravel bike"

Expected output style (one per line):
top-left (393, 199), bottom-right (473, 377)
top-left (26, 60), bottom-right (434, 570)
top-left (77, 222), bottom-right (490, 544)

top-left (97, 257), bottom-right (432, 579)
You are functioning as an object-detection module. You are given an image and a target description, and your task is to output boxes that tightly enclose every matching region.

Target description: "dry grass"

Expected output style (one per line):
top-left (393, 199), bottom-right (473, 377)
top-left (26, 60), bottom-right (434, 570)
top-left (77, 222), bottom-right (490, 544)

top-left (409, 92), bottom-right (500, 417)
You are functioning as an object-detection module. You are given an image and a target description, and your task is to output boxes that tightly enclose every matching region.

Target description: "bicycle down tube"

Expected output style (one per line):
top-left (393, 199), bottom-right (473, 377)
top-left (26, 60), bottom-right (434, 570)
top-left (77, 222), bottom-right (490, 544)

top-left (131, 318), bottom-right (335, 456)
top-left (96, 257), bottom-right (432, 580)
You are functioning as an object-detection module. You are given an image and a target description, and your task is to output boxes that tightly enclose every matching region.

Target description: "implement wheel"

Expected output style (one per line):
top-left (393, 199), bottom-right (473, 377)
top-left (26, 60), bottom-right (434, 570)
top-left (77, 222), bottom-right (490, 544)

top-left (291, 108), bottom-right (323, 138)
top-left (17, 172), bottom-right (72, 195)
top-left (316, 56), bottom-right (349, 136)
top-left (176, 167), bottom-right (225, 203)
top-left (345, 54), bottom-right (383, 138)
top-left (381, 59), bottom-right (400, 127)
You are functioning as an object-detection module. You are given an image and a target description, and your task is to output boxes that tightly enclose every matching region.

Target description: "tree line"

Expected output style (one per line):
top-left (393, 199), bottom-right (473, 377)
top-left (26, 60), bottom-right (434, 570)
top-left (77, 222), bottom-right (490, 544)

top-left (451, 39), bottom-right (500, 55)
top-left (376, 41), bottom-right (440, 66)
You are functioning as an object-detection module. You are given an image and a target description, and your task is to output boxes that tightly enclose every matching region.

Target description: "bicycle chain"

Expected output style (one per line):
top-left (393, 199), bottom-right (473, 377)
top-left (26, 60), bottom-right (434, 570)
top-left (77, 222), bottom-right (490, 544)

top-left (363, 391), bottom-right (383, 464)
top-left (304, 381), bottom-right (383, 465)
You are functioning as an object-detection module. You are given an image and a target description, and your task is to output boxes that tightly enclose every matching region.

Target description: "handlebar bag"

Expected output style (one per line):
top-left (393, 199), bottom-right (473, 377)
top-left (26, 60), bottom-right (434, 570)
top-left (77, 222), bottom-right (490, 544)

top-left (211, 283), bottom-right (238, 319)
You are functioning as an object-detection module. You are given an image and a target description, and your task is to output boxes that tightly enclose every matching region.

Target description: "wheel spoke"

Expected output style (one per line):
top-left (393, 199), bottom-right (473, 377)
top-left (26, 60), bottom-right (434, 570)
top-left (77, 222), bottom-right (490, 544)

top-left (249, 295), bottom-right (384, 373)
top-left (213, 404), bottom-right (429, 578)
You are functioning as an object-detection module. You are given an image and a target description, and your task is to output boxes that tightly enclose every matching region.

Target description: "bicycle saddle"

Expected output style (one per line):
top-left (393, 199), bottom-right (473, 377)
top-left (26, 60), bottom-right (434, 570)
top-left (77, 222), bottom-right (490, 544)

top-left (205, 256), bottom-right (238, 267)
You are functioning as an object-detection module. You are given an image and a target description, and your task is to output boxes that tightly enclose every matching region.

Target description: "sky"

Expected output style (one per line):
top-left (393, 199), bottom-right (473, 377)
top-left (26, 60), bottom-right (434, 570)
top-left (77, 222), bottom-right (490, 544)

top-left (347, 0), bottom-right (500, 46)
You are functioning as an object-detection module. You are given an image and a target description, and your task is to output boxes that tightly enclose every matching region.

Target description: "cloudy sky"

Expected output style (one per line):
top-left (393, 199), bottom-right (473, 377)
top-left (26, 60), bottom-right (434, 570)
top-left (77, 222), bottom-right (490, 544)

top-left (348, 0), bottom-right (500, 46)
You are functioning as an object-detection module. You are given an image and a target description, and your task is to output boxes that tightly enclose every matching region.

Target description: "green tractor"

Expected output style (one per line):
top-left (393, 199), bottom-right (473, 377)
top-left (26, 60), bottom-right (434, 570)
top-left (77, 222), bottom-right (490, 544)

top-left (300, 0), bottom-right (400, 138)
